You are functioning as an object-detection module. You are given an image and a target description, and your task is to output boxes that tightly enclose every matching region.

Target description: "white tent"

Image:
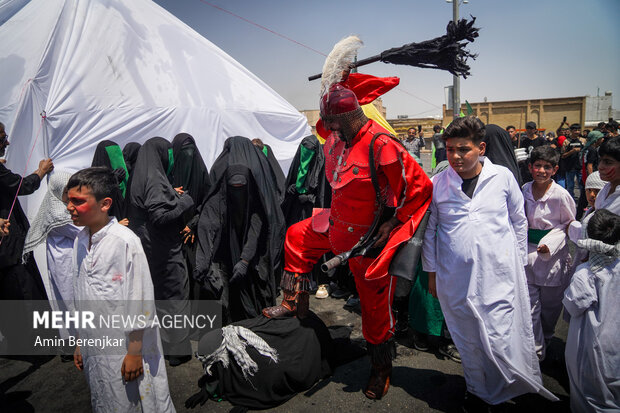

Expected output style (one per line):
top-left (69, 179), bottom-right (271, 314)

top-left (0, 0), bottom-right (310, 218)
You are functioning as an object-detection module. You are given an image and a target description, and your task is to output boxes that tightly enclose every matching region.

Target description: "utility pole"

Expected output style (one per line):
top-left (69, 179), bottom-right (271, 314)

top-left (452, 0), bottom-right (460, 119)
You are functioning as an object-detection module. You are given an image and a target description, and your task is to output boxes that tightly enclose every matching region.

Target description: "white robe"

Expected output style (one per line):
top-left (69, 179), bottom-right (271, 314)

top-left (422, 158), bottom-right (557, 404)
top-left (46, 224), bottom-right (81, 339)
top-left (563, 259), bottom-right (620, 412)
top-left (523, 181), bottom-right (575, 287)
top-left (73, 218), bottom-right (175, 413)
top-left (568, 182), bottom-right (620, 243)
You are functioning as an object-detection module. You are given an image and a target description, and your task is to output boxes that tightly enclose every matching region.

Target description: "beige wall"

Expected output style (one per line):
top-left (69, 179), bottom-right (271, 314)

top-left (443, 96), bottom-right (587, 132)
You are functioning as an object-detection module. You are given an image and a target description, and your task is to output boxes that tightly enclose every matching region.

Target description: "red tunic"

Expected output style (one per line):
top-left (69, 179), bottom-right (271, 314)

top-left (323, 119), bottom-right (432, 278)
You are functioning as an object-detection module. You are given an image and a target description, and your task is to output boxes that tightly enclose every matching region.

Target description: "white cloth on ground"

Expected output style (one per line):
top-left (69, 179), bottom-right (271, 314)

top-left (73, 218), bottom-right (175, 413)
top-left (422, 157), bottom-right (557, 404)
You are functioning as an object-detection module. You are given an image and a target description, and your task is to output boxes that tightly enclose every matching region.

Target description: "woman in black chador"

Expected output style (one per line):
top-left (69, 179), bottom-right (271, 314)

top-left (128, 137), bottom-right (194, 362)
top-left (195, 136), bottom-right (285, 324)
top-left (90, 140), bottom-right (129, 221)
top-left (169, 133), bottom-right (210, 303)
top-left (281, 134), bottom-right (330, 226)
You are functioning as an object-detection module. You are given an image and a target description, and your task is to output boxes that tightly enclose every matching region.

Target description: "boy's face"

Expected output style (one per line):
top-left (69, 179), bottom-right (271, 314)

top-left (446, 137), bottom-right (485, 178)
top-left (598, 155), bottom-right (620, 184)
top-left (66, 186), bottom-right (111, 227)
top-left (528, 160), bottom-right (558, 184)
top-left (585, 188), bottom-right (600, 207)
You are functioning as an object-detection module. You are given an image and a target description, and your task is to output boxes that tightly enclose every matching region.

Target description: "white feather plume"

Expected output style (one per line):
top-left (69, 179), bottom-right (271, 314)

top-left (320, 35), bottom-right (363, 97)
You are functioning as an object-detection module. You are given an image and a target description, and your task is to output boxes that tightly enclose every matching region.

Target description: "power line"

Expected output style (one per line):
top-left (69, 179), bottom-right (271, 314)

top-left (195, 0), bottom-right (440, 112)
top-left (197, 0), bottom-right (326, 57)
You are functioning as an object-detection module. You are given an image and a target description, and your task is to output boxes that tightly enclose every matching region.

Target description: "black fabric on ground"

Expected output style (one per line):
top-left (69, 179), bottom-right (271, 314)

top-left (194, 311), bottom-right (364, 410)
top-left (483, 124), bottom-right (523, 186)
top-left (128, 136), bottom-right (194, 355)
top-left (195, 137), bottom-right (285, 324)
top-left (90, 140), bottom-right (127, 220)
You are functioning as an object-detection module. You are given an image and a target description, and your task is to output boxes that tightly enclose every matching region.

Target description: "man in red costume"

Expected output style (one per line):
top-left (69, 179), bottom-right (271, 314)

top-left (263, 72), bottom-right (432, 399)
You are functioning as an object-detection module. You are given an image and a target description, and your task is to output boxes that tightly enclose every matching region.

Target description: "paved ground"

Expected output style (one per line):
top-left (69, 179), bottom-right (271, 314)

top-left (1, 293), bottom-right (571, 413)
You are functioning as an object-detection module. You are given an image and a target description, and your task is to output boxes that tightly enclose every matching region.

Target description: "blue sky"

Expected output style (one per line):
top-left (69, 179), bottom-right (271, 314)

top-left (154, 0), bottom-right (620, 119)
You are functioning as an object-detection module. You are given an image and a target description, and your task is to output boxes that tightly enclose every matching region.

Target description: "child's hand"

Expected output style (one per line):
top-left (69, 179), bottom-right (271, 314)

top-left (121, 354), bottom-right (143, 382)
top-left (537, 244), bottom-right (550, 254)
top-left (174, 186), bottom-right (184, 195)
top-left (74, 346), bottom-right (83, 371)
top-left (118, 218), bottom-right (129, 226)
top-left (428, 272), bottom-right (437, 298)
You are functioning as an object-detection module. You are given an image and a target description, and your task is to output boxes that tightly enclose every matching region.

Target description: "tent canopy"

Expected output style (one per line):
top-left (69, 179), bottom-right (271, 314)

top-left (0, 0), bottom-right (310, 216)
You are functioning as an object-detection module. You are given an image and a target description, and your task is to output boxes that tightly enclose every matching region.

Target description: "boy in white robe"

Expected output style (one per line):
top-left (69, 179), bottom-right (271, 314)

top-left (568, 137), bottom-right (620, 242)
top-left (563, 208), bottom-right (620, 412)
top-left (523, 146), bottom-right (576, 361)
top-left (422, 116), bottom-right (557, 410)
top-left (67, 167), bottom-right (175, 413)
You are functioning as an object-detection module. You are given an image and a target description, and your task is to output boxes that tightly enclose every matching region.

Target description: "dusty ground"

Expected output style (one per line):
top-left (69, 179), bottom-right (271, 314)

top-left (1, 293), bottom-right (571, 413)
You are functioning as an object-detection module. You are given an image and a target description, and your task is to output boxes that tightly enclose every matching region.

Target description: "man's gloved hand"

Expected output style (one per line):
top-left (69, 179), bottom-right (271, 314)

top-left (297, 193), bottom-right (315, 204)
top-left (230, 260), bottom-right (249, 284)
top-left (286, 184), bottom-right (297, 195)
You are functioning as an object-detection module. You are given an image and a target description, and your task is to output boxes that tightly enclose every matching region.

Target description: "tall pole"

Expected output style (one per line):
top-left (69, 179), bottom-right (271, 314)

top-left (452, 0), bottom-right (460, 119)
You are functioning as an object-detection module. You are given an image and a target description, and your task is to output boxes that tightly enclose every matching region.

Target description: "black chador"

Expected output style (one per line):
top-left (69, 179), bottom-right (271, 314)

top-left (169, 133), bottom-right (210, 304)
top-left (122, 142), bottom-right (141, 177)
top-left (90, 140), bottom-right (128, 220)
top-left (482, 124), bottom-right (523, 186)
top-left (281, 134), bottom-right (330, 226)
top-left (128, 137), bottom-right (194, 355)
top-left (195, 136), bottom-right (285, 324)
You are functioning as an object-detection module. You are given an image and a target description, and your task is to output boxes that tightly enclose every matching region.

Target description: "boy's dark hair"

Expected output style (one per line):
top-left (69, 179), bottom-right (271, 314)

top-left (506, 125), bottom-right (515, 130)
top-left (598, 136), bottom-right (620, 161)
top-left (606, 120), bottom-right (619, 132)
top-left (587, 209), bottom-right (620, 244)
top-left (529, 145), bottom-right (560, 167)
top-left (66, 167), bottom-right (117, 201)
top-left (433, 124), bottom-right (442, 133)
top-left (443, 116), bottom-right (486, 144)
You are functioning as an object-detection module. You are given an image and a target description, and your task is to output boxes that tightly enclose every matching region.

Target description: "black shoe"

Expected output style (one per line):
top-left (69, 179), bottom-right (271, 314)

top-left (412, 332), bottom-right (429, 351)
top-left (394, 320), bottom-right (410, 338)
top-left (438, 343), bottom-right (461, 363)
top-left (330, 286), bottom-right (351, 299)
top-left (167, 355), bottom-right (192, 367)
top-left (343, 295), bottom-right (361, 313)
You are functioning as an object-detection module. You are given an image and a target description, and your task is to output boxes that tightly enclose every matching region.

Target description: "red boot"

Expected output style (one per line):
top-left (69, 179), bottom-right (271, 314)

top-left (364, 339), bottom-right (396, 400)
top-left (262, 271), bottom-right (310, 319)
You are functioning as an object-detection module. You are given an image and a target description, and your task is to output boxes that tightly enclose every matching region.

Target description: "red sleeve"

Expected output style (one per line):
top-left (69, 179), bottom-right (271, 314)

top-left (366, 146), bottom-right (433, 280)
top-left (379, 145), bottom-right (432, 224)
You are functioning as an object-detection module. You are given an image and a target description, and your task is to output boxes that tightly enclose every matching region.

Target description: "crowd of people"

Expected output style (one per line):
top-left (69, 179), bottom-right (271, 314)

top-left (1, 96), bottom-right (619, 412)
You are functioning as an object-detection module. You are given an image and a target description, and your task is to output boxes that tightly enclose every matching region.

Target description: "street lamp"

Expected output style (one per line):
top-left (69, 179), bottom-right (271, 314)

top-left (445, 0), bottom-right (467, 118)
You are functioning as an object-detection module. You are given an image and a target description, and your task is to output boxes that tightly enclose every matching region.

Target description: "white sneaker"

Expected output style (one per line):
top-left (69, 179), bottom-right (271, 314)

top-left (316, 284), bottom-right (328, 299)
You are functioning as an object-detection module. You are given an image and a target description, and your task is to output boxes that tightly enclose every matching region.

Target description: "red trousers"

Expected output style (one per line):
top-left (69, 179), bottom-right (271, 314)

top-left (284, 217), bottom-right (396, 345)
